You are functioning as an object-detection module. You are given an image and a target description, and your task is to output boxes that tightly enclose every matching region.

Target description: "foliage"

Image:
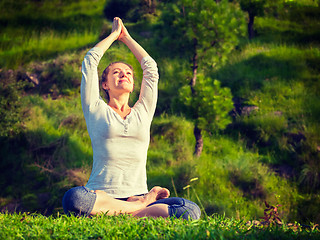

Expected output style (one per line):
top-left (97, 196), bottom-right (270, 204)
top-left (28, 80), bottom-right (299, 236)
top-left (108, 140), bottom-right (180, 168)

top-left (157, 0), bottom-right (246, 156)
top-left (179, 76), bottom-right (234, 133)
top-left (158, 0), bottom-right (246, 68)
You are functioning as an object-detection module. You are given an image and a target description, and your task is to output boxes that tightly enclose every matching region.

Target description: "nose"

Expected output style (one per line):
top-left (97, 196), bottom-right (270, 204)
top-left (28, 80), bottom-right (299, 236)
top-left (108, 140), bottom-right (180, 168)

top-left (120, 71), bottom-right (126, 78)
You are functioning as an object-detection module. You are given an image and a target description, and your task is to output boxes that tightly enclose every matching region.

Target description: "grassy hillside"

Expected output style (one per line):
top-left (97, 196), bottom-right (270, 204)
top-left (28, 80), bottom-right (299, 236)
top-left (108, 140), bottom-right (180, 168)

top-left (0, 0), bottom-right (319, 226)
top-left (0, 0), bottom-right (105, 68)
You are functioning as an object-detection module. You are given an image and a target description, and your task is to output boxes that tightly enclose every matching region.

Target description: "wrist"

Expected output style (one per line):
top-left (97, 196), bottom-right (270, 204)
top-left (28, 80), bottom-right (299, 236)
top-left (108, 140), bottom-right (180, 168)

top-left (120, 35), bottom-right (133, 44)
top-left (109, 31), bottom-right (119, 41)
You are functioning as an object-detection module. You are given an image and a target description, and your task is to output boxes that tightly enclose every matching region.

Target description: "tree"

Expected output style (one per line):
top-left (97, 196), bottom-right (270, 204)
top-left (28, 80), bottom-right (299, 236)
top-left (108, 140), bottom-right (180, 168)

top-left (159, 0), bottom-right (246, 157)
top-left (239, 0), bottom-right (266, 39)
top-left (237, 0), bottom-right (283, 39)
top-left (179, 76), bottom-right (234, 156)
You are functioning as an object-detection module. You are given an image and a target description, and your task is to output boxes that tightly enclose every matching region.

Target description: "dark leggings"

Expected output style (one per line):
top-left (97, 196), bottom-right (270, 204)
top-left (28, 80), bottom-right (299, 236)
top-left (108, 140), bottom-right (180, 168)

top-left (62, 186), bottom-right (201, 220)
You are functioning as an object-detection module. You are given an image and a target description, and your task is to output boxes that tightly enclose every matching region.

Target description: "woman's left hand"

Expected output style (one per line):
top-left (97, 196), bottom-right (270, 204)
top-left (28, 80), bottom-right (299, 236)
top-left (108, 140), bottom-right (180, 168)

top-left (117, 18), bottom-right (131, 42)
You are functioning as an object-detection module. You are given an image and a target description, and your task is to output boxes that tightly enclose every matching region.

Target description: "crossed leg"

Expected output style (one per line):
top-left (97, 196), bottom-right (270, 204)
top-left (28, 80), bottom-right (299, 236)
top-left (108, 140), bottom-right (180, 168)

top-left (90, 186), bottom-right (170, 217)
top-left (126, 193), bottom-right (169, 218)
top-left (63, 186), bottom-right (200, 219)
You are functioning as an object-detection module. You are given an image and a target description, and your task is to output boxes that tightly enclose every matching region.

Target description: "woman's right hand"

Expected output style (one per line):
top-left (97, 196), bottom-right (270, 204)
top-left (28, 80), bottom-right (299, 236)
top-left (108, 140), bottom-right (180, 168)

top-left (111, 17), bottom-right (122, 39)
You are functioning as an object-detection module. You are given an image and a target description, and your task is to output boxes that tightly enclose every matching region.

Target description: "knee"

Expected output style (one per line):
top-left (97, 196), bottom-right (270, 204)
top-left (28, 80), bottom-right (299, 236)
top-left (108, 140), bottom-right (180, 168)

top-left (151, 197), bottom-right (201, 220)
top-left (177, 198), bottom-right (201, 220)
top-left (62, 186), bottom-right (96, 216)
top-left (62, 187), bottom-right (80, 215)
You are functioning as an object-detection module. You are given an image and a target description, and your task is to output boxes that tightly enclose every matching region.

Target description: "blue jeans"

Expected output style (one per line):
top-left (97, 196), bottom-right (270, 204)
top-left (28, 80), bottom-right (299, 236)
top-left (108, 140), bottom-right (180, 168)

top-left (62, 186), bottom-right (201, 220)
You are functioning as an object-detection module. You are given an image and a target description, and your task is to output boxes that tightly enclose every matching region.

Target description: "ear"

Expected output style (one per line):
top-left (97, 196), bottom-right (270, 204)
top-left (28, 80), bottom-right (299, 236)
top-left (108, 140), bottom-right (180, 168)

top-left (102, 81), bottom-right (109, 90)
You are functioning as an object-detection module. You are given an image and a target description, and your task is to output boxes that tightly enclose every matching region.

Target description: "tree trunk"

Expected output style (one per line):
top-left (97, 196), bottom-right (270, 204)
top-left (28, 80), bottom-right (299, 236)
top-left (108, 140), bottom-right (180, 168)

top-left (190, 38), bottom-right (203, 157)
top-left (248, 13), bottom-right (255, 40)
top-left (143, 0), bottom-right (156, 14)
top-left (194, 124), bottom-right (203, 157)
top-left (190, 38), bottom-right (198, 94)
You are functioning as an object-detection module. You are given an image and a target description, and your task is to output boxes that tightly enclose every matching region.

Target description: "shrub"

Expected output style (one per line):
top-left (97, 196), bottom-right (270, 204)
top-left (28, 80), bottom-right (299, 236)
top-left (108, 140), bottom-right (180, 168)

top-left (0, 70), bottom-right (28, 137)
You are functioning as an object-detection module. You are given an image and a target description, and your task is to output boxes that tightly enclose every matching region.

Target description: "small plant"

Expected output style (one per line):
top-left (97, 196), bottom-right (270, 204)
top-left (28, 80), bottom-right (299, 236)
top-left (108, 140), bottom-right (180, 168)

top-left (260, 201), bottom-right (282, 226)
top-left (183, 177), bottom-right (208, 218)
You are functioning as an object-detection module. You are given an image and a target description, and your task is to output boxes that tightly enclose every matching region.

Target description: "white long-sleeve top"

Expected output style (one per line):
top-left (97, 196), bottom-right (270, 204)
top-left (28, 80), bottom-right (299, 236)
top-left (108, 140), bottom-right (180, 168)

top-left (81, 47), bottom-right (159, 198)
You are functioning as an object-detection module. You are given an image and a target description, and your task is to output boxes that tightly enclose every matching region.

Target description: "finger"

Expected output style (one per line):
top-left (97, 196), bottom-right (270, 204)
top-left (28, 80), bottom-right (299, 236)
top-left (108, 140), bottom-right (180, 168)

top-left (118, 18), bottom-right (123, 26)
top-left (115, 17), bottom-right (121, 26)
top-left (111, 20), bottom-right (117, 31)
top-left (112, 17), bottom-right (119, 26)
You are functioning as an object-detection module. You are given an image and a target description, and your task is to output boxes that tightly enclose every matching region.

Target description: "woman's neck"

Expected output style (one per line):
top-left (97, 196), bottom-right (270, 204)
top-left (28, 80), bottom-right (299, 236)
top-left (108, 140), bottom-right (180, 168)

top-left (108, 94), bottom-right (131, 119)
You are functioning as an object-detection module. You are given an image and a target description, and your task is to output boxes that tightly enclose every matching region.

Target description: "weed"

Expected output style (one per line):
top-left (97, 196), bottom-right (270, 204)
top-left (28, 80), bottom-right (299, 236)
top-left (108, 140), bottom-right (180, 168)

top-left (260, 201), bottom-right (283, 226)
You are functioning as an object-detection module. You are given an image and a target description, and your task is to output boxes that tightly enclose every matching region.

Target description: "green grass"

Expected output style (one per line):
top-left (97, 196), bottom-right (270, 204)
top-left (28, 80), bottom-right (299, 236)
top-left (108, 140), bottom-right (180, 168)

top-left (0, 30), bottom-right (100, 69)
top-left (0, 0), bottom-right (106, 68)
top-left (0, 0), bottom-right (320, 230)
top-left (0, 212), bottom-right (319, 239)
top-left (146, 115), bottom-right (302, 223)
top-left (194, 135), bottom-right (299, 221)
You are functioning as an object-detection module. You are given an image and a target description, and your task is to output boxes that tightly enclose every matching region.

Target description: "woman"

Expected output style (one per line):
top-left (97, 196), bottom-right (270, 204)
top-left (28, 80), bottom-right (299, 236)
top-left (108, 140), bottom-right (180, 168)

top-left (62, 17), bottom-right (200, 220)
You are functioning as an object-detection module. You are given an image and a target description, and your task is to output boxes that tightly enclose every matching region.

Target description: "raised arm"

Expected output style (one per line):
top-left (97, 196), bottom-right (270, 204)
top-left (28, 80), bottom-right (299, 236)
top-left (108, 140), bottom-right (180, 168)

top-left (81, 18), bottom-right (125, 115)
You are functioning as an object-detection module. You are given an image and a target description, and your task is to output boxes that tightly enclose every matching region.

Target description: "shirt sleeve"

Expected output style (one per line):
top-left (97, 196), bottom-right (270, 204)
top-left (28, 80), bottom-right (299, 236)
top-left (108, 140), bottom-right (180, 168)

top-left (134, 56), bottom-right (159, 122)
top-left (80, 47), bottom-right (104, 121)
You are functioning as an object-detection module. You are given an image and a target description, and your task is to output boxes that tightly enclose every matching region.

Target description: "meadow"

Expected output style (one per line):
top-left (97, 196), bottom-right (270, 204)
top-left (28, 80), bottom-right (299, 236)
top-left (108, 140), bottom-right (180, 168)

top-left (0, 0), bottom-right (319, 238)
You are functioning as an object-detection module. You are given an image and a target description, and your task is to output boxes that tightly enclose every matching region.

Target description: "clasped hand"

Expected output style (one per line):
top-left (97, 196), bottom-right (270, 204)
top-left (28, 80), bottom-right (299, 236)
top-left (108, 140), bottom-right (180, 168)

top-left (112, 17), bottom-right (131, 42)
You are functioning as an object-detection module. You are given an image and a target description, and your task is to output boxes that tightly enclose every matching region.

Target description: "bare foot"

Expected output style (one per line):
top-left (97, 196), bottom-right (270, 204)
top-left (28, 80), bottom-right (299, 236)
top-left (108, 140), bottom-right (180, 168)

top-left (127, 187), bottom-right (170, 203)
top-left (155, 187), bottom-right (170, 200)
top-left (141, 187), bottom-right (170, 206)
top-left (127, 195), bottom-right (143, 202)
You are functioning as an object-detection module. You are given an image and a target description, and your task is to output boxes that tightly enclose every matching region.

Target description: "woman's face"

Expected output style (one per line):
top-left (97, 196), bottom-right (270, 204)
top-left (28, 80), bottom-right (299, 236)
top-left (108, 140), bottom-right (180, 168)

top-left (102, 63), bottom-right (134, 95)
